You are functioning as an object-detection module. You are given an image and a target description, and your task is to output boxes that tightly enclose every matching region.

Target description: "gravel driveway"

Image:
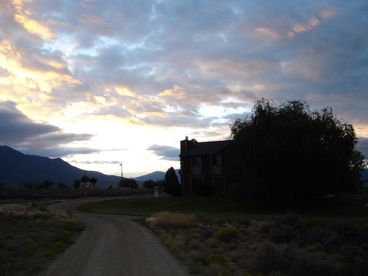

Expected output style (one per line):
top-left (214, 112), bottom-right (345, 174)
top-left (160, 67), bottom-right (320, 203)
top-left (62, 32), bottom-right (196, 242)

top-left (41, 198), bottom-right (188, 276)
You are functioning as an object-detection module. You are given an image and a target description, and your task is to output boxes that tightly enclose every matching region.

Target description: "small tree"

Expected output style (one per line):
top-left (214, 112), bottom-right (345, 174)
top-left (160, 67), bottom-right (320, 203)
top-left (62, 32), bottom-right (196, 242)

top-left (164, 167), bottom-right (181, 196)
top-left (57, 182), bottom-right (67, 189)
top-left (73, 179), bottom-right (81, 189)
top-left (90, 177), bottom-right (97, 188)
top-left (143, 180), bottom-right (156, 189)
top-left (39, 179), bottom-right (54, 190)
top-left (81, 175), bottom-right (90, 183)
top-left (121, 178), bottom-right (138, 189)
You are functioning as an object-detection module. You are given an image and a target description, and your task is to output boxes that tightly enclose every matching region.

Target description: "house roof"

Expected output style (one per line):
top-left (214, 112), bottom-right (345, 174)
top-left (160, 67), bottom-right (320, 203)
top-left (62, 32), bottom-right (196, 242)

top-left (182, 140), bottom-right (230, 157)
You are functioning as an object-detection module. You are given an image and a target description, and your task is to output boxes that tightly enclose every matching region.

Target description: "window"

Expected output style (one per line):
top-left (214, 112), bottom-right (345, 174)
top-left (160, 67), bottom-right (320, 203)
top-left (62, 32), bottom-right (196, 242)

top-left (212, 153), bottom-right (221, 166)
top-left (192, 156), bottom-right (199, 166)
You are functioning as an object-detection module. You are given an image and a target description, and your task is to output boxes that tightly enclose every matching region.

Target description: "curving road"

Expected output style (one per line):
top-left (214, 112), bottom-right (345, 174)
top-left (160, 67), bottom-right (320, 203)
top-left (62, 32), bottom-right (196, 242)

top-left (41, 198), bottom-right (188, 276)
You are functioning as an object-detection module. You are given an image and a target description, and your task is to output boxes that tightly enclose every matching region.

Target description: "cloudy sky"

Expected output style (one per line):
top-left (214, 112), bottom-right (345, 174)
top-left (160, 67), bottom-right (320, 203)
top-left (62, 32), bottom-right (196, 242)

top-left (0, 0), bottom-right (367, 177)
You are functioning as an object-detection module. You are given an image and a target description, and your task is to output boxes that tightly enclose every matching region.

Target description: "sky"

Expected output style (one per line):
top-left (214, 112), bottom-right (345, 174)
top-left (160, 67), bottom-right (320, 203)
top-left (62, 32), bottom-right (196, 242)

top-left (0, 0), bottom-right (367, 177)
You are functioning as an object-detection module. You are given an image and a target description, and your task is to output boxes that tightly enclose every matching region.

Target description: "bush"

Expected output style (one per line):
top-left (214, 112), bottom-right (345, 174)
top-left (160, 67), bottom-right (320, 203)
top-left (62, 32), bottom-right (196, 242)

top-left (269, 224), bottom-right (300, 244)
top-left (215, 224), bottom-right (240, 243)
top-left (269, 213), bottom-right (304, 243)
top-left (251, 241), bottom-right (288, 274)
top-left (330, 221), bottom-right (358, 243)
top-left (205, 254), bottom-right (229, 267)
top-left (149, 212), bottom-right (197, 228)
top-left (63, 219), bottom-right (85, 232)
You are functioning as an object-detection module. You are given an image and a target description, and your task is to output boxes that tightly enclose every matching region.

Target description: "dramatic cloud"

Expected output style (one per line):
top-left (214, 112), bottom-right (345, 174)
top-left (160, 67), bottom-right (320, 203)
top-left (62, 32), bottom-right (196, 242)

top-left (0, 0), bottom-right (367, 175)
top-left (148, 145), bottom-right (180, 161)
top-left (0, 101), bottom-right (95, 157)
top-left (0, 101), bottom-right (57, 143)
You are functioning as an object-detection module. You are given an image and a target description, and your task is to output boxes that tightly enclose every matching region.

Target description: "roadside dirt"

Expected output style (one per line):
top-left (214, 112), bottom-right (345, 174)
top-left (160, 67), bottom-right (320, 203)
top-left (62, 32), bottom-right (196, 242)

top-left (41, 198), bottom-right (188, 276)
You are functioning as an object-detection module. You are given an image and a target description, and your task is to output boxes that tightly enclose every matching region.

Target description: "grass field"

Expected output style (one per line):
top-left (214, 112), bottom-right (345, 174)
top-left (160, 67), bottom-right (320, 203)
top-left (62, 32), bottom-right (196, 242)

top-left (0, 201), bottom-right (85, 276)
top-left (78, 193), bottom-right (368, 218)
top-left (79, 193), bottom-right (368, 275)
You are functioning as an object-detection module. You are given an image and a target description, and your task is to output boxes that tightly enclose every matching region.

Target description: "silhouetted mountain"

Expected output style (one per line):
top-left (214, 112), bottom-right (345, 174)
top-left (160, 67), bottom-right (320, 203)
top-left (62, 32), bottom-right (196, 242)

top-left (135, 171), bottom-right (165, 182)
top-left (135, 169), bottom-right (181, 183)
top-left (0, 145), bottom-right (120, 187)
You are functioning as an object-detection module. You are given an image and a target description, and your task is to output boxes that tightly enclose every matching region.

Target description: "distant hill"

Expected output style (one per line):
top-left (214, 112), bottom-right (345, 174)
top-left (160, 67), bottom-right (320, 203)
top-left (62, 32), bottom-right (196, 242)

top-left (135, 171), bottom-right (165, 182)
top-left (0, 145), bottom-right (121, 187)
top-left (135, 170), bottom-right (181, 184)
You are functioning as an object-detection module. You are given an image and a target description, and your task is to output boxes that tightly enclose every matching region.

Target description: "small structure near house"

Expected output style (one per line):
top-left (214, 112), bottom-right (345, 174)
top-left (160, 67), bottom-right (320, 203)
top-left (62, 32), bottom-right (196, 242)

top-left (180, 137), bottom-right (230, 195)
top-left (79, 176), bottom-right (97, 190)
top-left (80, 180), bottom-right (95, 189)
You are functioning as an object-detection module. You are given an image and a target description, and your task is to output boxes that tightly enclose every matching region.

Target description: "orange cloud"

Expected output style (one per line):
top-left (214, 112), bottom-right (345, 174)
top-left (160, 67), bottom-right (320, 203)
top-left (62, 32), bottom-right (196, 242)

top-left (159, 86), bottom-right (187, 100)
top-left (12, 0), bottom-right (54, 40)
top-left (0, 39), bottom-right (80, 115)
top-left (288, 17), bottom-right (321, 38)
top-left (254, 27), bottom-right (280, 40)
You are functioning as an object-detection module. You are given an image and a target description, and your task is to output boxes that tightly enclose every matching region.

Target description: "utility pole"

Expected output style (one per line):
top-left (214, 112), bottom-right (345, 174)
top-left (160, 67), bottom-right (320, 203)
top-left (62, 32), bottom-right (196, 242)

top-left (120, 162), bottom-right (123, 178)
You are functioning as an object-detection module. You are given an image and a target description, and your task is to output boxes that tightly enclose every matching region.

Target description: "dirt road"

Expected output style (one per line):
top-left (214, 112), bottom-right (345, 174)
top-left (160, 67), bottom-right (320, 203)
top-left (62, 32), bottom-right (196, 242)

top-left (42, 198), bottom-right (188, 276)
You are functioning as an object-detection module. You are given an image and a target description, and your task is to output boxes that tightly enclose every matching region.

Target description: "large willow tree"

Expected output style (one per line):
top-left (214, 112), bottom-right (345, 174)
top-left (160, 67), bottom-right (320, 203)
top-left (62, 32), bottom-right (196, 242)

top-left (230, 99), bottom-right (364, 203)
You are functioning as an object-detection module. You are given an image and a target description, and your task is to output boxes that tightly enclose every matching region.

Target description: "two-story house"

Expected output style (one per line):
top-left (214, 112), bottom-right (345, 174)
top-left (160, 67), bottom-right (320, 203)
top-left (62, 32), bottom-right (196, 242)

top-left (180, 137), bottom-right (230, 195)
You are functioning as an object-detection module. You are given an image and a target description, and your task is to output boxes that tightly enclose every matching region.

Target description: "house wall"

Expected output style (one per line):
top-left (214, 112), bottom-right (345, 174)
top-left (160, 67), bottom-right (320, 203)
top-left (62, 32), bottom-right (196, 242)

top-left (181, 152), bottom-right (227, 195)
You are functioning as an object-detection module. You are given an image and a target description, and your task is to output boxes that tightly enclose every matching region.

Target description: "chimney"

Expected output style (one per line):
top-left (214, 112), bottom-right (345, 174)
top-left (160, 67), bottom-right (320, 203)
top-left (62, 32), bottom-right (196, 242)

top-left (180, 136), bottom-right (189, 156)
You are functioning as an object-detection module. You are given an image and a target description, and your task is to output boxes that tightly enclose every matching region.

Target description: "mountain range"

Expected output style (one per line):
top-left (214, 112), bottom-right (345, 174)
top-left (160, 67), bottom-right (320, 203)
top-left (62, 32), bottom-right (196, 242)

top-left (0, 145), bottom-right (121, 187)
top-left (1, 145), bottom-right (364, 188)
top-left (135, 170), bottom-right (181, 184)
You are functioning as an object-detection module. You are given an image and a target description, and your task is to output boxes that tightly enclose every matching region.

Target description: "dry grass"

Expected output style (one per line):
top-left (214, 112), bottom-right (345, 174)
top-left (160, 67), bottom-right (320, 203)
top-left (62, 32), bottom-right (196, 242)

top-left (146, 211), bottom-right (198, 228)
top-left (0, 201), bottom-right (85, 276)
top-left (145, 211), bottom-right (368, 275)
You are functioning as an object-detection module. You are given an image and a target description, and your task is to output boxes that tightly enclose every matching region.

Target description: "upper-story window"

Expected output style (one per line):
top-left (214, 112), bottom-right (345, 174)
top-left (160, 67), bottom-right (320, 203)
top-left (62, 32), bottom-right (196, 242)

top-left (212, 153), bottom-right (221, 166)
top-left (192, 156), bottom-right (200, 167)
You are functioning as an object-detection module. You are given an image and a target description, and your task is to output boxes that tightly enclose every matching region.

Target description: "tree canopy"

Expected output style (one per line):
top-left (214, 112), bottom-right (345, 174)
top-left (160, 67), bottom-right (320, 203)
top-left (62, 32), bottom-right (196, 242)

top-left (230, 99), bottom-right (364, 202)
top-left (164, 167), bottom-right (181, 196)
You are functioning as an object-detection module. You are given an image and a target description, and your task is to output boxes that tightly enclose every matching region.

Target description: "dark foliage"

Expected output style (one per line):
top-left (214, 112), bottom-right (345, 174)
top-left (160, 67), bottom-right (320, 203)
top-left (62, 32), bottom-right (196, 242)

top-left (143, 180), bottom-right (156, 189)
top-left (57, 182), bottom-right (67, 189)
top-left (164, 167), bottom-right (181, 196)
top-left (73, 179), bottom-right (81, 189)
top-left (269, 213), bottom-right (305, 244)
top-left (120, 178), bottom-right (138, 189)
top-left (230, 99), bottom-right (364, 203)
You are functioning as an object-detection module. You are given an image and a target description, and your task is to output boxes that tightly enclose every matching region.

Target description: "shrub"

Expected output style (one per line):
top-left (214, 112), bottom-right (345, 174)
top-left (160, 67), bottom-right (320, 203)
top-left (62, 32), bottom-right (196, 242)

top-left (269, 223), bottom-right (300, 244)
top-left (189, 260), bottom-right (206, 274)
top-left (188, 238), bottom-right (204, 251)
top-left (63, 219), bottom-right (85, 232)
top-left (53, 241), bottom-right (67, 254)
top-left (205, 254), bottom-right (229, 267)
top-left (163, 234), bottom-right (186, 254)
top-left (251, 241), bottom-right (288, 274)
top-left (149, 212), bottom-right (197, 228)
top-left (275, 212), bottom-right (304, 230)
top-left (44, 250), bottom-right (57, 260)
top-left (269, 213), bottom-right (304, 243)
top-left (340, 244), bottom-right (366, 264)
top-left (330, 221), bottom-right (358, 243)
top-left (201, 227), bottom-right (214, 240)
top-left (292, 254), bottom-right (337, 276)
top-left (206, 263), bottom-right (232, 276)
top-left (215, 224), bottom-right (240, 243)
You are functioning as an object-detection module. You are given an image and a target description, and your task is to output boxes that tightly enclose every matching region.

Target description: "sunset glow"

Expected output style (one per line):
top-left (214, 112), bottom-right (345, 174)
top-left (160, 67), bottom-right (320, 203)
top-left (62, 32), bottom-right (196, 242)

top-left (0, 0), bottom-right (367, 177)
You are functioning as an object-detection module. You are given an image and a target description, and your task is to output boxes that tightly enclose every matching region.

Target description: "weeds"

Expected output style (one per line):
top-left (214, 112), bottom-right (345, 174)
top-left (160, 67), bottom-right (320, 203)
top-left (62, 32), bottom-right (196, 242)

top-left (64, 218), bottom-right (86, 232)
top-left (215, 224), bottom-right (240, 243)
top-left (147, 211), bottom-right (197, 228)
top-left (144, 209), bottom-right (368, 276)
top-left (0, 203), bottom-right (85, 276)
